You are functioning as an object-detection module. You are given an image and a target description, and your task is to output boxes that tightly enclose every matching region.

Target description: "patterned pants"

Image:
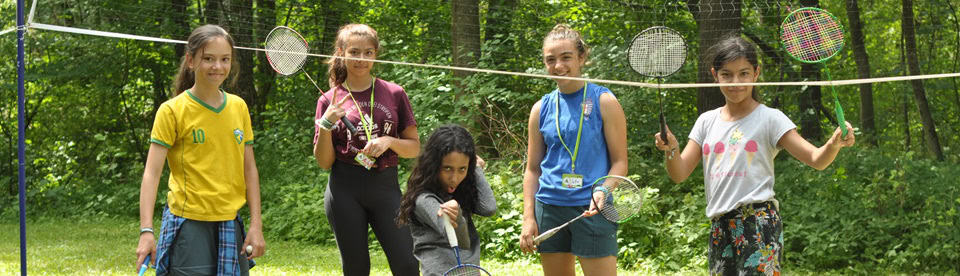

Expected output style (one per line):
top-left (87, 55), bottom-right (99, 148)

top-left (708, 201), bottom-right (783, 276)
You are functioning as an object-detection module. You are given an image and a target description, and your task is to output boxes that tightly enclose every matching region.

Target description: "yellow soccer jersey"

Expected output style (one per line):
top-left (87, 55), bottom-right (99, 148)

top-left (150, 90), bottom-right (254, 221)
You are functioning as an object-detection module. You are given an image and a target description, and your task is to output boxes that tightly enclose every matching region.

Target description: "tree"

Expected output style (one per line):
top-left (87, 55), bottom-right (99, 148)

top-left (451, 0), bottom-right (481, 96)
top-left (687, 0), bottom-right (741, 114)
top-left (796, 0), bottom-right (825, 141)
top-left (845, 0), bottom-right (877, 146)
top-left (902, 0), bottom-right (945, 160)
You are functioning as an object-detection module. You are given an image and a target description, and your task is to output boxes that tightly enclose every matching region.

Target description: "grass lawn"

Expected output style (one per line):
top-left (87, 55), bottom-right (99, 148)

top-left (0, 217), bottom-right (664, 275)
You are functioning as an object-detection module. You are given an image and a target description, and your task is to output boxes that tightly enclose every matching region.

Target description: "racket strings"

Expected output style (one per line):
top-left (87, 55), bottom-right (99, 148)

top-left (446, 266), bottom-right (488, 276)
top-left (629, 27), bottom-right (686, 78)
top-left (596, 178), bottom-right (643, 223)
top-left (265, 29), bottom-right (309, 75)
top-left (781, 10), bottom-right (844, 62)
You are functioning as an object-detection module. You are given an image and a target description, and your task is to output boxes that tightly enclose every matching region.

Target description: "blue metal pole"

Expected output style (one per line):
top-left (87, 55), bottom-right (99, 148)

top-left (17, 0), bottom-right (29, 274)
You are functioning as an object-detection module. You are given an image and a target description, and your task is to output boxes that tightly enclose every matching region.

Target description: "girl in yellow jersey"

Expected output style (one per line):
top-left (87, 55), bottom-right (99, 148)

top-left (134, 24), bottom-right (265, 276)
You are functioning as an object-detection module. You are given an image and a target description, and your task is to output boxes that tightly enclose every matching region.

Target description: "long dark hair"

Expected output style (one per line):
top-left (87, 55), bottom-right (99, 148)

top-left (171, 24), bottom-right (238, 95)
top-left (396, 124), bottom-right (478, 226)
top-left (326, 24), bottom-right (380, 88)
top-left (706, 35), bottom-right (761, 101)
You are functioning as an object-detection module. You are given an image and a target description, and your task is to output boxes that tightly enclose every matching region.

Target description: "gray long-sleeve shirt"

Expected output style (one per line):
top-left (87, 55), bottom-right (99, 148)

top-left (410, 167), bottom-right (497, 276)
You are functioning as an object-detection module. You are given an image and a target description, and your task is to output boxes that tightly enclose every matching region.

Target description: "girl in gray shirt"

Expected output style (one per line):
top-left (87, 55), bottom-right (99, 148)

top-left (395, 124), bottom-right (497, 276)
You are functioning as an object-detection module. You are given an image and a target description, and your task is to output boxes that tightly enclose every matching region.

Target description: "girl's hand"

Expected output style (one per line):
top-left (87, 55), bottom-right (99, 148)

top-left (242, 226), bottom-right (266, 259)
top-left (654, 125), bottom-right (680, 152)
top-left (829, 121), bottom-right (856, 149)
top-left (361, 137), bottom-right (392, 158)
top-left (519, 217), bottom-right (539, 253)
top-left (437, 200), bottom-right (460, 228)
top-left (584, 190), bottom-right (606, 217)
top-left (134, 232), bottom-right (157, 271)
top-left (476, 156), bottom-right (486, 170)
top-left (318, 96), bottom-right (350, 130)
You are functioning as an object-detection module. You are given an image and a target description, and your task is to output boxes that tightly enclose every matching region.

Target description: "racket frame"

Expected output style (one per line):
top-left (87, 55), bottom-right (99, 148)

top-left (263, 26), bottom-right (358, 134)
top-left (628, 26), bottom-right (687, 149)
top-left (779, 7), bottom-right (848, 136)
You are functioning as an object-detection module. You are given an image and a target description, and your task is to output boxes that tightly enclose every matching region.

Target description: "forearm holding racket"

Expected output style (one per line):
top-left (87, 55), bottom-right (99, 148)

top-left (136, 144), bottom-right (167, 270)
top-left (242, 145), bottom-right (266, 259)
top-left (655, 126), bottom-right (702, 183)
top-left (520, 101), bottom-right (545, 253)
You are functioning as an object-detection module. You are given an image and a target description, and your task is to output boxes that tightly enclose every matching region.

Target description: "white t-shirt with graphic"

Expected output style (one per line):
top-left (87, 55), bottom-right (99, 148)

top-left (689, 104), bottom-right (796, 219)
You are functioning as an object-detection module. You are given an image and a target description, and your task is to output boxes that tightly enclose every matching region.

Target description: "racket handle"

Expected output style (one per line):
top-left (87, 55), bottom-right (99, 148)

top-left (834, 99), bottom-right (847, 137)
top-left (138, 255), bottom-right (150, 276)
top-left (532, 228), bottom-right (560, 245)
top-left (441, 214), bottom-right (458, 248)
top-left (340, 117), bottom-right (358, 134)
top-left (659, 112), bottom-right (667, 145)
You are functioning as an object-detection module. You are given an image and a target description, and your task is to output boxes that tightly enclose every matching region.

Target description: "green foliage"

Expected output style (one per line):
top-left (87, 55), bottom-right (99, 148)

top-left (2, 0), bottom-right (960, 274)
top-left (778, 147), bottom-right (960, 272)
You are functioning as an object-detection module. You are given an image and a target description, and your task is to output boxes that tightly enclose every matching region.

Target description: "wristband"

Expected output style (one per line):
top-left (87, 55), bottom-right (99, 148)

top-left (594, 186), bottom-right (609, 194)
top-left (317, 117), bottom-right (335, 130)
top-left (140, 227), bottom-right (154, 235)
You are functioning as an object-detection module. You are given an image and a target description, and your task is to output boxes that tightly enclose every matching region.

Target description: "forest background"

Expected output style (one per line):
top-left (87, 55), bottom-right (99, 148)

top-left (1, 0), bottom-right (959, 273)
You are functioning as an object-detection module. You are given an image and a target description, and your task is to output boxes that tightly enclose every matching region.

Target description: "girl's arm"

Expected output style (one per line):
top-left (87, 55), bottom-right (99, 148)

top-left (136, 143), bottom-right (167, 269)
top-left (473, 166), bottom-right (497, 217)
top-left (414, 193), bottom-right (459, 234)
top-left (598, 93), bottom-right (628, 177)
top-left (314, 95), bottom-right (349, 170)
top-left (362, 126), bottom-right (421, 159)
top-left (314, 129), bottom-right (336, 170)
top-left (242, 145), bottom-right (266, 258)
top-left (519, 101), bottom-right (544, 254)
top-left (655, 126), bottom-right (702, 183)
top-left (780, 123), bottom-right (855, 170)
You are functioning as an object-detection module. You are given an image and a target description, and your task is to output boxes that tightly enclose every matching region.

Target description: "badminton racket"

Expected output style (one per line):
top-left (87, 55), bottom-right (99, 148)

top-left (781, 7), bottom-right (847, 136)
top-left (533, 175), bottom-right (643, 245)
top-left (441, 214), bottom-right (491, 276)
top-left (628, 26), bottom-right (687, 150)
top-left (264, 26), bottom-right (357, 134)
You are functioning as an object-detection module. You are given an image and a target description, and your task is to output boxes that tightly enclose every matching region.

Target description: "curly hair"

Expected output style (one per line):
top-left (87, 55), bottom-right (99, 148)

top-left (396, 124), bottom-right (478, 226)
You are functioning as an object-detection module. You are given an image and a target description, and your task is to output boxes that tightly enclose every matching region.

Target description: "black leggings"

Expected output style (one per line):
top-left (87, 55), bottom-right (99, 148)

top-left (325, 161), bottom-right (418, 276)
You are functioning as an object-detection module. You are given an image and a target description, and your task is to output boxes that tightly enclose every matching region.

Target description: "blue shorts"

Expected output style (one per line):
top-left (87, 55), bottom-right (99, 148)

top-left (535, 200), bottom-right (617, 258)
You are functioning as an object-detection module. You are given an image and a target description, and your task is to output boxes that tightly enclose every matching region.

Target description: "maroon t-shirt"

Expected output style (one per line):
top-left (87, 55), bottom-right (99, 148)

top-left (314, 78), bottom-right (417, 169)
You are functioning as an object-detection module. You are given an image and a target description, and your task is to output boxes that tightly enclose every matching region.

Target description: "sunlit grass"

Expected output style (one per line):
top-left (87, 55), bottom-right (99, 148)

top-left (1, 217), bottom-right (661, 275)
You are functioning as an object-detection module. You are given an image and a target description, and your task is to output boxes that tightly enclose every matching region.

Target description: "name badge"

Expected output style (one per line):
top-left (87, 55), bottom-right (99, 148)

top-left (561, 173), bottom-right (583, 189)
top-left (355, 153), bottom-right (376, 170)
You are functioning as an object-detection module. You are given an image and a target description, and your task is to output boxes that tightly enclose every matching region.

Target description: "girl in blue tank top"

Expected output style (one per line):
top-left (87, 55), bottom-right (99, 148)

top-left (518, 24), bottom-right (628, 276)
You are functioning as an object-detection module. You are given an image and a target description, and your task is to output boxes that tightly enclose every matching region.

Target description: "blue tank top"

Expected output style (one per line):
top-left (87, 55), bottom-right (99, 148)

top-left (537, 82), bottom-right (612, 206)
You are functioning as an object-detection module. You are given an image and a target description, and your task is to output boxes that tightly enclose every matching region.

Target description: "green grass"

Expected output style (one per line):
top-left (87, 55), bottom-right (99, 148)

top-left (0, 217), bottom-right (925, 275)
top-left (0, 217), bottom-right (641, 275)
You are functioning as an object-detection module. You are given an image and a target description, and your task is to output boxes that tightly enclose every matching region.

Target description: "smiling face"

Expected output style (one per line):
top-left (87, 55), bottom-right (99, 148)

top-left (711, 57), bottom-right (760, 105)
top-left (543, 39), bottom-right (586, 89)
top-left (340, 36), bottom-right (378, 79)
top-left (188, 37), bottom-right (232, 89)
top-left (437, 152), bottom-right (470, 194)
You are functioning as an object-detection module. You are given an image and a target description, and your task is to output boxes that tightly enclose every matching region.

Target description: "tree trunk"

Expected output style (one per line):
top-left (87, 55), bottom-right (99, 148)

top-left (902, 0), bottom-right (945, 160)
top-left (688, 0), bottom-right (741, 115)
top-left (253, 0), bottom-right (277, 124)
top-left (845, 0), bottom-right (877, 146)
top-left (796, 0), bottom-right (824, 141)
top-left (319, 0), bottom-right (344, 89)
top-left (451, 0), bottom-right (481, 90)
top-left (220, 0), bottom-right (258, 119)
top-left (203, 0), bottom-right (223, 25)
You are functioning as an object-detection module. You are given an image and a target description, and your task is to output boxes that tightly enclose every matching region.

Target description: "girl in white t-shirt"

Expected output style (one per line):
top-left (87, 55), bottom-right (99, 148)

top-left (653, 36), bottom-right (855, 275)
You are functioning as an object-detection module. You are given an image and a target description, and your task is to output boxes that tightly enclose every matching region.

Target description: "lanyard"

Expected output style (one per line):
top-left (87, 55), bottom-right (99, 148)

top-left (555, 82), bottom-right (587, 173)
top-left (344, 79), bottom-right (376, 141)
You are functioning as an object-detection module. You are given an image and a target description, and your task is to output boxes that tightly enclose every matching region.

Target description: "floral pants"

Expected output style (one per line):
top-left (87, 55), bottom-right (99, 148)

top-left (708, 201), bottom-right (783, 276)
